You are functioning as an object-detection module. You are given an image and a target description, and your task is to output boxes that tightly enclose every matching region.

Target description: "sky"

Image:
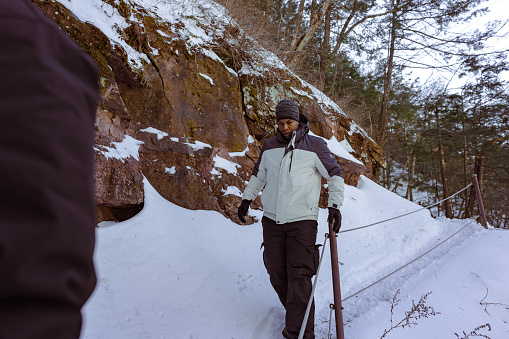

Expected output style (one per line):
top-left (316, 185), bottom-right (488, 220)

top-left (482, 0), bottom-right (509, 52)
top-left (402, 0), bottom-right (509, 90)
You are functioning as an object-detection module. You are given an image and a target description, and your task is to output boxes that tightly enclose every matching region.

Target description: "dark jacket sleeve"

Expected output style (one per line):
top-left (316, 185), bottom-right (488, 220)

top-left (242, 141), bottom-right (269, 201)
top-left (0, 1), bottom-right (98, 338)
top-left (314, 138), bottom-right (345, 208)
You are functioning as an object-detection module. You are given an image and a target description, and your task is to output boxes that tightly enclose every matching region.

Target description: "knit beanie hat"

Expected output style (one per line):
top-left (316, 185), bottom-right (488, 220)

top-left (275, 99), bottom-right (300, 121)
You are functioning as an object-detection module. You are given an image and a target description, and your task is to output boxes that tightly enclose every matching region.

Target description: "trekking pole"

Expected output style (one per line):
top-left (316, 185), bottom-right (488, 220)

top-left (298, 234), bottom-right (329, 339)
top-left (329, 221), bottom-right (345, 339)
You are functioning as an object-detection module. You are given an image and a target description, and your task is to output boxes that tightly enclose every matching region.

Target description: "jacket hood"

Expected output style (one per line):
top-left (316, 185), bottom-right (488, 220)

top-left (276, 114), bottom-right (310, 144)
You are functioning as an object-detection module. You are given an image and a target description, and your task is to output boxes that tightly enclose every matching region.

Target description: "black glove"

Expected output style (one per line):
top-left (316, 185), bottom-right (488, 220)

top-left (237, 199), bottom-right (252, 223)
top-left (328, 207), bottom-right (342, 233)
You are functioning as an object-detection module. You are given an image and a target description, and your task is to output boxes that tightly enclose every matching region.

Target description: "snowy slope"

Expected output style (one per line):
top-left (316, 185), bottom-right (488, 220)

top-left (348, 228), bottom-right (509, 339)
top-left (81, 176), bottom-right (508, 339)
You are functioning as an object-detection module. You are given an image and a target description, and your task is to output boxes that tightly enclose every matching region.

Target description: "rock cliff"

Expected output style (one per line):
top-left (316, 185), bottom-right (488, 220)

top-left (32, 0), bottom-right (384, 224)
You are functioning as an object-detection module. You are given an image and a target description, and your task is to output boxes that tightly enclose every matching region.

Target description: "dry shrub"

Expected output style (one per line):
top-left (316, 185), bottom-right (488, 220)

top-left (211, 35), bottom-right (252, 71)
top-left (334, 95), bottom-right (376, 136)
top-left (213, 0), bottom-right (283, 57)
top-left (380, 290), bottom-right (440, 339)
top-left (454, 324), bottom-right (492, 339)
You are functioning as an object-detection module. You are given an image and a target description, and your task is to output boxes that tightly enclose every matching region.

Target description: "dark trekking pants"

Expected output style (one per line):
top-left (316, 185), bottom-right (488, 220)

top-left (262, 217), bottom-right (319, 339)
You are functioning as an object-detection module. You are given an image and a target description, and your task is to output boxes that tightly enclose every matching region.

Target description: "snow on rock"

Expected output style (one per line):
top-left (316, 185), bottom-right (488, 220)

top-left (139, 127), bottom-right (168, 140)
top-left (199, 72), bottom-right (215, 85)
top-left (165, 166), bottom-right (176, 175)
top-left (228, 136), bottom-right (255, 157)
top-left (212, 155), bottom-right (241, 175)
top-left (310, 131), bottom-right (363, 165)
top-left (95, 135), bottom-right (144, 162)
top-left (61, 0), bottom-right (150, 69)
top-left (222, 185), bottom-right (242, 197)
top-left (183, 140), bottom-right (213, 151)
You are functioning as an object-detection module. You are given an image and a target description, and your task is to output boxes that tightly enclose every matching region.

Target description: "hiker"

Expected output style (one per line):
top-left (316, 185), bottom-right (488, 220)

top-left (0, 0), bottom-right (99, 338)
top-left (237, 99), bottom-right (344, 339)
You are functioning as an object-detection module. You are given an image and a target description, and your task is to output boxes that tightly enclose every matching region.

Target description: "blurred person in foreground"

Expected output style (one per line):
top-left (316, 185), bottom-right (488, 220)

top-left (237, 99), bottom-right (344, 339)
top-left (0, 0), bottom-right (99, 338)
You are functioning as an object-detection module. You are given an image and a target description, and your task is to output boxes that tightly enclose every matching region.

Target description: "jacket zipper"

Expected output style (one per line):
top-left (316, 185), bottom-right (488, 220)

top-left (287, 131), bottom-right (296, 172)
top-left (289, 151), bottom-right (294, 172)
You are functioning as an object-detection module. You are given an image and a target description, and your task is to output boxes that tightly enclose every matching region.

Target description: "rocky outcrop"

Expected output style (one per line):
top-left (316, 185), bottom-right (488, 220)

top-left (32, 0), bottom-right (384, 224)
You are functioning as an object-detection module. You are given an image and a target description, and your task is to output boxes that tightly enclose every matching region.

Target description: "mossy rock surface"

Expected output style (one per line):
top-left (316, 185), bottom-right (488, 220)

top-left (32, 0), bottom-right (384, 224)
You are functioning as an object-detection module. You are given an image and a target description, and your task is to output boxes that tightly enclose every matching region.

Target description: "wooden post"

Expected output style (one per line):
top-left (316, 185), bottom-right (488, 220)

top-left (472, 174), bottom-right (488, 229)
top-left (328, 222), bottom-right (345, 339)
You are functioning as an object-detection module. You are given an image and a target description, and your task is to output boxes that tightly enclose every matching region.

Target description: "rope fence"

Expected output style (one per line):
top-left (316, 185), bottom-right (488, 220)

top-left (312, 178), bottom-right (490, 337)
top-left (339, 183), bottom-right (473, 234)
top-left (341, 216), bottom-right (478, 303)
top-left (305, 180), bottom-right (486, 337)
top-left (336, 183), bottom-right (478, 301)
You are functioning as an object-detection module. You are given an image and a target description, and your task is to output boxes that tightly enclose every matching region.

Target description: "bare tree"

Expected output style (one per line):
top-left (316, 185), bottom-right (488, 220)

top-left (286, 0), bottom-right (332, 68)
top-left (290, 0), bottom-right (306, 49)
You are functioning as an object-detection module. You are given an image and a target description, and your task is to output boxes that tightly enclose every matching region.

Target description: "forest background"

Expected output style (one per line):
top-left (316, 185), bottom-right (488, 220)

top-left (212, 0), bottom-right (509, 228)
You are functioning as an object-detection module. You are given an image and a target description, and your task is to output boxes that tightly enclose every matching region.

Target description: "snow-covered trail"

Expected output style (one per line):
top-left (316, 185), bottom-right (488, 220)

top-left (81, 176), bottom-right (503, 339)
top-left (346, 228), bottom-right (509, 339)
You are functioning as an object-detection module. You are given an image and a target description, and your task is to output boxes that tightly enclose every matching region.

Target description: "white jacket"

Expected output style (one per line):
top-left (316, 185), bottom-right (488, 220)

top-left (242, 116), bottom-right (344, 224)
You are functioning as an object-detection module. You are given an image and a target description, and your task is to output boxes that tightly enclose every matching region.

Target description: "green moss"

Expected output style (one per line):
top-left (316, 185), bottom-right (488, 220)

top-left (242, 85), bottom-right (258, 104)
top-left (100, 77), bottom-right (109, 88)
top-left (266, 85), bottom-right (284, 104)
top-left (229, 140), bottom-right (246, 153)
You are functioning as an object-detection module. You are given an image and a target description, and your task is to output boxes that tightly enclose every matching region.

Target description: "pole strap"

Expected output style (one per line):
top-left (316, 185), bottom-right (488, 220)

top-left (298, 234), bottom-right (329, 339)
top-left (328, 304), bottom-right (334, 339)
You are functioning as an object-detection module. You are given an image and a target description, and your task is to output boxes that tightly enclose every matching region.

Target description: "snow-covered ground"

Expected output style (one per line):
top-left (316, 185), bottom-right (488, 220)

top-left (81, 176), bottom-right (508, 339)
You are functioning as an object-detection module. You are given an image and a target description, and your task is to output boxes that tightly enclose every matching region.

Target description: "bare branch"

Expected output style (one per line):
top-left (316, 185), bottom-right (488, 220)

top-left (380, 290), bottom-right (440, 339)
top-left (286, 0), bottom-right (332, 67)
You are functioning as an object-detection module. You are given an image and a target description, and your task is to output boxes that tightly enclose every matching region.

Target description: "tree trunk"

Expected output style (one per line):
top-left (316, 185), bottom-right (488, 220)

top-left (464, 155), bottom-right (480, 218)
top-left (467, 155), bottom-right (486, 222)
top-left (438, 145), bottom-right (452, 217)
top-left (286, 0), bottom-right (332, 68)
top-left (460, 98), bottom-right (470, 218)
top-left (476, 155), bottom-right (485, 224)
top-left (318, 3), bottom-right (332, 91)
top-left (435, 107), bottom-right (453, 218)
top-left (376, 0), bottom-right (398, 148)
top-left (392, 160), bottom-right (408, 193)
top-left (291, 0), bottom-right (306, 49)
top-left (462, 138), bottom-right (469, 217)
top-left (477, 155), bottom-right (485, 191)
top-left (405, 153), bottom-right (415, 201)
top-left (433, 167), bottom-right (440, 217)
top-left (382, 163), bottom-right (387, 187)
top-left (384, 157), bottom-right (392, 188)
top-left (265, 0), bottom-right (273, 18)
top-left (329, 63), bottom-right (339, 98)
